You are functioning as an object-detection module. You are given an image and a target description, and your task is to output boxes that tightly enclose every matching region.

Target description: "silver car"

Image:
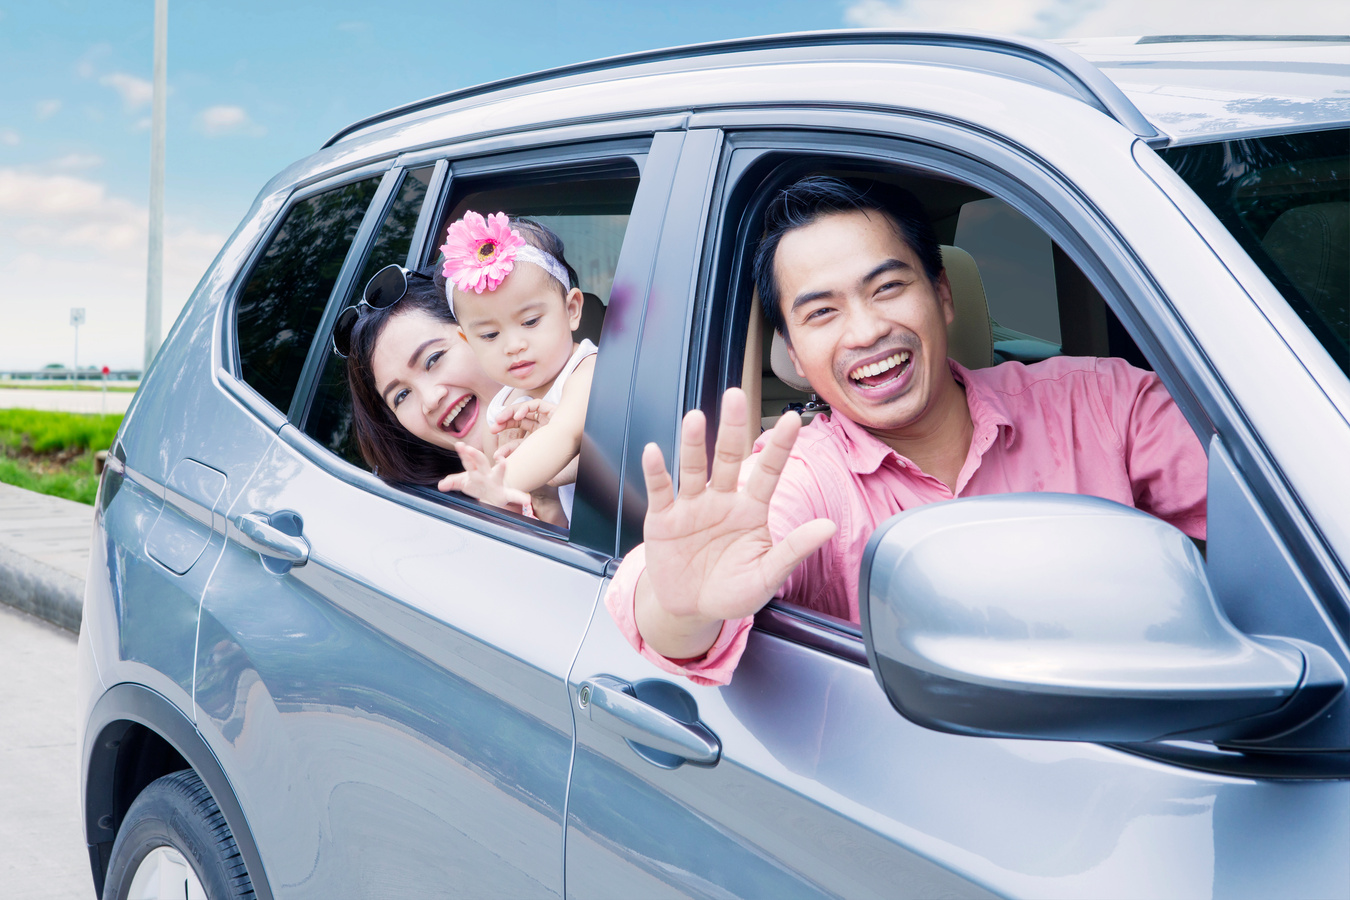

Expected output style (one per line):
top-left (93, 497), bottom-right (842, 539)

top-left (78, 31), bottom-right (1349, 899)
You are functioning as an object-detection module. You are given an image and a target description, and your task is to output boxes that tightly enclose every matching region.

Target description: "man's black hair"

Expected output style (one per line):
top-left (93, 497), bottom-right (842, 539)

top-left (752, 175), bottom-right (943, 337)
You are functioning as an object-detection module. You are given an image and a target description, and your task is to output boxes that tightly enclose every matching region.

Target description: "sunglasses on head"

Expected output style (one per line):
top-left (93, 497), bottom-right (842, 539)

top-left (331, 264), bottom-right (435, 358)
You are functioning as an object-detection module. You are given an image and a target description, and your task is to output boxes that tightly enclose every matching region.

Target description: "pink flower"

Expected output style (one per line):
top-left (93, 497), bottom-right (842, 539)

top-left (440, 211), bottom-right (527, 294)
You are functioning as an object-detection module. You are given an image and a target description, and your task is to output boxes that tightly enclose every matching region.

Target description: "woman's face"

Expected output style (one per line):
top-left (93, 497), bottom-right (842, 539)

top-left (369, 308), bottom-right (501, 452)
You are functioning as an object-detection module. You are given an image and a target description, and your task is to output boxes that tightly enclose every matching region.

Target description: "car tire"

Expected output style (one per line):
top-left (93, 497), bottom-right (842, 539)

top-left (103, 768), bottom-right (255, 900)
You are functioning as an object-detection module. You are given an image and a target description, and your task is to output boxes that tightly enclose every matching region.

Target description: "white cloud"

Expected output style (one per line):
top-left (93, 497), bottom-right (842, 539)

top-left (843, 0), bottom-right (1350, 37)
top-left (0, 168), bottom-right (225, 369)
top-left (0, 130), bottom-right (19, 147)
top-left (50, 153), bottom-right (103, 170)
top-left (99, 72), bottom-right (153, 111)
top-left (35, 99), bottom-right (62, 120)
top-left (195, 104), bottom-right (265, 137)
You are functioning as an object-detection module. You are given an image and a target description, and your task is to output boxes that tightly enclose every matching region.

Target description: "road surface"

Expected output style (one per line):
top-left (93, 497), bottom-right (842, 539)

top-left (0, 602), bottom-right (93, 898)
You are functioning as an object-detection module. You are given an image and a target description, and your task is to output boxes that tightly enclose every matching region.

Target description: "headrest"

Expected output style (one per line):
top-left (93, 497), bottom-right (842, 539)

top-left (1263, 202), bottom-right (1349, 335)
top-left (768, 245), bottom-right (995, 392)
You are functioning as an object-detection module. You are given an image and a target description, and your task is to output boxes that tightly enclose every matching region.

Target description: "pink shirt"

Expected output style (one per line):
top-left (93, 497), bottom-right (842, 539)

top-left (605, 357), bottom-right (1208, 686)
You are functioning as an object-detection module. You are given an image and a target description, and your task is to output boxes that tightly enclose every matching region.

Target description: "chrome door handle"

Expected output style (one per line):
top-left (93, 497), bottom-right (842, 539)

top-left (232, 511), bottom-right (309, 565)
top-left (578, 675), bottom-right (720, 766)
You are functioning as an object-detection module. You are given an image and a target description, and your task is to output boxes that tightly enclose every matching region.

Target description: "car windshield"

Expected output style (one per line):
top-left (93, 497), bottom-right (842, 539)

top-left (1161, 128), bottom-right (1349, 375)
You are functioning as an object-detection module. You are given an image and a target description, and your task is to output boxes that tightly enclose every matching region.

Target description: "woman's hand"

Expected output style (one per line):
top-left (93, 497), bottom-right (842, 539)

top-left (438, 442), bottom-right (534, 516)
top-left (633, 388), bottom-right (836, 660)
top-left (489, 399), bottom-right (556, 435)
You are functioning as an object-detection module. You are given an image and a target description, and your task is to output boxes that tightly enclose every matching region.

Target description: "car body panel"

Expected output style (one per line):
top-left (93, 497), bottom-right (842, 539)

top-left (77, 31), bottom-right (1350, 900)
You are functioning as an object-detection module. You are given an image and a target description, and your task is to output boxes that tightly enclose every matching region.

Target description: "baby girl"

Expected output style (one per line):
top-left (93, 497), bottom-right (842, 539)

top-left (436, 211), bottom-right (597, 525)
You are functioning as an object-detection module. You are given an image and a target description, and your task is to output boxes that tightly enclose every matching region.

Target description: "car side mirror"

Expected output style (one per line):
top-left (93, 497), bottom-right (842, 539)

top-left (860, 493), bottom-right (1344, 744)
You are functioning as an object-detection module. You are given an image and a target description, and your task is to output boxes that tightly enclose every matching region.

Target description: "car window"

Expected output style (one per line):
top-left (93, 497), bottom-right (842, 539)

top-left (706, 150), bottom-right (1196, 639)
top-left (234, 176), bottom-right (381, 411)
top-left (1160, 128), bottom-right (1348, 375)
top-left (295, 154), bottom-right (642, 544)
top-left (305, 167), bottom-right (434, 463)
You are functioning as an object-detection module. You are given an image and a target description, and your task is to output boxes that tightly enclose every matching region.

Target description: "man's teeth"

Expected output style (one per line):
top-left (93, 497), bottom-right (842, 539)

top-left (440, 396), bottom-right (470, 429)
top-left (850, 351), bottom-right (911, 382)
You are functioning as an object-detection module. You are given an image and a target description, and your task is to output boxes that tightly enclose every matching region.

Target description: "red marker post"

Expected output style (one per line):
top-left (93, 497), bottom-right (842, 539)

top-left (101, 365), bottom-right (110, 414)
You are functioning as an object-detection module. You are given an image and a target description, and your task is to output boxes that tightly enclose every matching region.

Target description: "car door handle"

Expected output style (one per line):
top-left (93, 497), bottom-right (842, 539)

top-left (578, 675), bottom-right (720, 766)
top-left (231, 511), bottom-right (309, 565)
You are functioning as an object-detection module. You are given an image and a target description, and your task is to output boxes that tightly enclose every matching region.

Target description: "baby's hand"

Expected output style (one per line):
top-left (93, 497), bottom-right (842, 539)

top-left (489, 399), bottom-right (557, 435)
top-left (438, 442), bottom-right (533, 516)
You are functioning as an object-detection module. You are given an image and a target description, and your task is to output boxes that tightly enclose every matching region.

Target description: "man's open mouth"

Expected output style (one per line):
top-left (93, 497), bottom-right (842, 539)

top-left (438, 394), bottom-right (479, 437)
top-left (848, 350), bottom-right (912, 388)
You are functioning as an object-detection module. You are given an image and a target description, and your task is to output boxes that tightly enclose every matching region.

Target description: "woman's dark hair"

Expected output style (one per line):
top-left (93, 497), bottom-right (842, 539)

top-left (345, 267), bottom-right (464, 486)
top-left (752, 175), bottom-right (943, 337)
top-left (344, 217), bottom-right (578, 486)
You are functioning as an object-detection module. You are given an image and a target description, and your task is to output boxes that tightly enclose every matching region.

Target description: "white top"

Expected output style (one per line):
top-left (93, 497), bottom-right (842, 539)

top-left (486, 338), bottom-right (598, 523)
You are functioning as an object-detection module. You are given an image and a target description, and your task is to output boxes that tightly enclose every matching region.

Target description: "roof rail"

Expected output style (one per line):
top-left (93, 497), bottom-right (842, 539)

top-left (322, 28), bottom-right (1160, 148)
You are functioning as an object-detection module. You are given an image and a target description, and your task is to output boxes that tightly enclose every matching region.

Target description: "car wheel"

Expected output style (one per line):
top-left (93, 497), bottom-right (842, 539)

top-left (104, 769), bottom-right (255, 900)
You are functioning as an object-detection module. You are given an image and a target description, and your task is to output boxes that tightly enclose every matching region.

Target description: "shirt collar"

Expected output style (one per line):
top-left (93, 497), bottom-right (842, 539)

top-left (824, 358), bottom-right (1016, 475)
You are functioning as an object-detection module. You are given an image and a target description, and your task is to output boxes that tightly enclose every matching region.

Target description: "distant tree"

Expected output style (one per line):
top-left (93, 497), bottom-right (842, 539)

top-left (43, 362), bottom-right (64, 369)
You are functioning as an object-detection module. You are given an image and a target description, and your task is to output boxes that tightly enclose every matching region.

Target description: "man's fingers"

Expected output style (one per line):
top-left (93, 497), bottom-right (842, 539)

top-left (641, 442), bottom-right (676, 515)
top-left (677, 409), bottom-right (708, 498)
top-left (742, 410), bottom-right (802, 506)
top-left (759, 518), bottom-right (837, 589)
top-left (709, 388), bottom-right (749, 493)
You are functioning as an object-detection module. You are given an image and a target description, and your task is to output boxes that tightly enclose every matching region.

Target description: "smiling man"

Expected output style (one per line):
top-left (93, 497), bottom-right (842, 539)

top-left (606, 175), bottom-right (1209, 685)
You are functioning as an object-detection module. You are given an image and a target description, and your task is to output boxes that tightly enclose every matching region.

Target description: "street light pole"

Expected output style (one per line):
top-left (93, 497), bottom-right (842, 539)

top-left (144, 0), bottom-right (167, 373)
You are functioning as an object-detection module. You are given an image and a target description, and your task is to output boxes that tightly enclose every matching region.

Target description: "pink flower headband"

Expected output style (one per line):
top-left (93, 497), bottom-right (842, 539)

top-left (440, 211), bottom-right (570, 317)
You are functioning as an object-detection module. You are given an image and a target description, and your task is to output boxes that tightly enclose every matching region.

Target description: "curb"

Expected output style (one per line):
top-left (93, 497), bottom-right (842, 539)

top-left (0, 541), bottom-right (83, 634)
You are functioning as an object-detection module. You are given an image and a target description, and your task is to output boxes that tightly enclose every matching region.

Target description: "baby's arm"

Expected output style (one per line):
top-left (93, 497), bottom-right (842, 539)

top-left (500, 355), bottom-right (595, 495)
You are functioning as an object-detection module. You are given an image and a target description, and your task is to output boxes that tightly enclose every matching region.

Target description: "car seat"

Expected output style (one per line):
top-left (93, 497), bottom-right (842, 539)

top-left (1262, 202), bottom-right (1349, 342)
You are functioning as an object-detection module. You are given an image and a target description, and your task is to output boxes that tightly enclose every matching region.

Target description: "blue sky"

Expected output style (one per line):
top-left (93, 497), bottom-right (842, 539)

top-left (1, 0), bottom-right (1346, 370)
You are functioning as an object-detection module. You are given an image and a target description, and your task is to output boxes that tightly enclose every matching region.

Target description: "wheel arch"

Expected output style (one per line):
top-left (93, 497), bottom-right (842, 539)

top-left (82, 682), bottom-right (272, 900)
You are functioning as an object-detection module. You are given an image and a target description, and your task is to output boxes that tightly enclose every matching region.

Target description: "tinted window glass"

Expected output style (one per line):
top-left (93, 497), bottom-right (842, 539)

top-left (235, 177), bottom-right (380, 411)
top-left (1162, 129), bottom-right (1348, 374)
top-left (306, 167), bottom-right (433, 462)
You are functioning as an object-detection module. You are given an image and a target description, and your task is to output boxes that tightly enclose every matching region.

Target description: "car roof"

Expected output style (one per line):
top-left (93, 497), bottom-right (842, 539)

top-left (323, 30), bottom-right (1350, 153)
top-left (1062, 35), bottom-right (1350, 144)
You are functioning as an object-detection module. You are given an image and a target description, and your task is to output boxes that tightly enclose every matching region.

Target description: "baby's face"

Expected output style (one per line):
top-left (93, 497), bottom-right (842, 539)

top-left (454, 262), bottom-right (583, 393)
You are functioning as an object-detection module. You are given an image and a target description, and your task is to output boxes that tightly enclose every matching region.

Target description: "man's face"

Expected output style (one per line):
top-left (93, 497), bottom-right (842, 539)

top-left (778, 209), bottom-right (955, 436)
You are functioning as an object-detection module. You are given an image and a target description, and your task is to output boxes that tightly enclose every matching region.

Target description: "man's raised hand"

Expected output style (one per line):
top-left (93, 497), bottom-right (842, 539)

top-left (633, 387), bottom-right (836, 660)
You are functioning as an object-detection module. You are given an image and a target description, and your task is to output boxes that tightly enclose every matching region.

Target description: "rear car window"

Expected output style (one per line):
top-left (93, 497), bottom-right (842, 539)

top-left (305, 167), bottom-right (434, 463)
top-left (1161, 129), bottom-right (1348, 375)
top-left (234, 176), bottom-right (381, 411)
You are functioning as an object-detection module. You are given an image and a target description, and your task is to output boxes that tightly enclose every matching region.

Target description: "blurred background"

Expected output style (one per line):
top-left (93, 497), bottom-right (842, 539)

top-left (0, 0), bottom-right (1347, 372)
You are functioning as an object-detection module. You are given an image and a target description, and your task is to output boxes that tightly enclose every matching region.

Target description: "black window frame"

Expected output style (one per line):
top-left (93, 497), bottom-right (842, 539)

top-left (221, 160), bottom-right (394, 425)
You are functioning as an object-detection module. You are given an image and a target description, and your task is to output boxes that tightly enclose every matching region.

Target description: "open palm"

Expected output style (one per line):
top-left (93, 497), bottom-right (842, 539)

top-left (637, 388), bottom-right (836, 653)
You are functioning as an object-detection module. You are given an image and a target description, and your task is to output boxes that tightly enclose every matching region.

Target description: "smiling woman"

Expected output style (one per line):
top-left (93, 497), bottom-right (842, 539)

top-left (342, 267), bottom-right (501, 485)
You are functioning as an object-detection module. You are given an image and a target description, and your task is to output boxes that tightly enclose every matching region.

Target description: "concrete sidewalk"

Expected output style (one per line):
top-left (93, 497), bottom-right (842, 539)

top-left (0, 482), bottom-right (92, 632)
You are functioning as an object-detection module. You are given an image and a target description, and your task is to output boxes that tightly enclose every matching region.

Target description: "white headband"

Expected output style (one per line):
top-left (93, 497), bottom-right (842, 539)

top-left (446, 245), bottom-right (571, 319)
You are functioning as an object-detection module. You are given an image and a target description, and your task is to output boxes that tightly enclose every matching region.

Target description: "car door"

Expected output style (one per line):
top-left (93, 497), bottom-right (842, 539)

top-left (194, 133), bottom-right (684, 897)
top-left (564, 113), bottom-right (1349, 900)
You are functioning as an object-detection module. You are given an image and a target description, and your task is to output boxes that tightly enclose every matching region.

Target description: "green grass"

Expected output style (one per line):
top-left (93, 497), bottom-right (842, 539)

top-left (0, 409), bottom-right (124, 505)
top-left (0, 382), bottom-right (139, 392)
top-left (0, 453), bottom-right (102, 504)
top-left (0, 409), bottom-right (123, 454)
